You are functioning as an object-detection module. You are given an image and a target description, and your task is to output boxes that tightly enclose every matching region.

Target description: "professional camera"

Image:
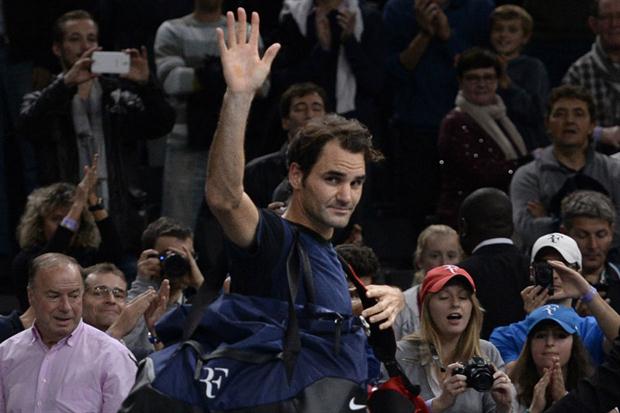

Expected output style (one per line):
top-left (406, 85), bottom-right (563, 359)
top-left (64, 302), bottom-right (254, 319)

top-left (157, 251), bottom-right (190, 279)
top-left (452, 356), bottom-right (495, 392)
top-left (531, 262), bottom-right (554, 295)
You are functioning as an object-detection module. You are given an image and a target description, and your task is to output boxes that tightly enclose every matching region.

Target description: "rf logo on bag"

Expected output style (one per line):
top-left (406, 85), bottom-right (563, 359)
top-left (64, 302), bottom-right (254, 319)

top-left (200, 367), bottom-right (229, 398)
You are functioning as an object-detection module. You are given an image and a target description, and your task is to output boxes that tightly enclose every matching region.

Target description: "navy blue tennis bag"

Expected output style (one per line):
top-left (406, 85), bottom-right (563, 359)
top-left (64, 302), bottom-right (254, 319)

top-left (120, 230), bottom-right (371, 412)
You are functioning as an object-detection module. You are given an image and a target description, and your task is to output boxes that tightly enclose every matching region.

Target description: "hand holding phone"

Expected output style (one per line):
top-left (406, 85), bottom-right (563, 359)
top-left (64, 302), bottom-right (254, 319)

top-left (91, 51), bottom-right (130, 74)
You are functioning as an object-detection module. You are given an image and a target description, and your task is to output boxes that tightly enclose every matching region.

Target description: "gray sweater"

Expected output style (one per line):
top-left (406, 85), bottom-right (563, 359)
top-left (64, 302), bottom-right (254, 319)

top-left (396, 339), bottom-right (516, 413)
top-left (510, 145), bottom-right (620, 250)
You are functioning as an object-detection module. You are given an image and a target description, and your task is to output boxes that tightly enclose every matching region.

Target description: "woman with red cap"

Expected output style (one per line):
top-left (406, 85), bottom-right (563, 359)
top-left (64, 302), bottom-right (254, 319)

top-left (395, 264), bottom-right (516, 413)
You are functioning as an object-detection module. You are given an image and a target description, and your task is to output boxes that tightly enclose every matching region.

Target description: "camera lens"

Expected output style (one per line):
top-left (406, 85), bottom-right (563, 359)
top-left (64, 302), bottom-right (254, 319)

top-left (161, 252), bottom-right (190, 278)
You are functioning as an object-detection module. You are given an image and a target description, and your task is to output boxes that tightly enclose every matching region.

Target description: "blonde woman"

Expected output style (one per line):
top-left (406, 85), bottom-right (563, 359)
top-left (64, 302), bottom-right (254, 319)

top-left (396, 265), bottom-right (515, 413)
top-left (12, 159), bottom-right (122, 309)
top-left (393, 225), bottom-right (464, 340)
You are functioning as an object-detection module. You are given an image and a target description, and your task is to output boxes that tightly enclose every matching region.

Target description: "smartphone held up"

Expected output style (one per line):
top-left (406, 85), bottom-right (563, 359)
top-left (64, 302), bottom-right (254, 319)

top-left (91, 51), bottom-right (130, 74)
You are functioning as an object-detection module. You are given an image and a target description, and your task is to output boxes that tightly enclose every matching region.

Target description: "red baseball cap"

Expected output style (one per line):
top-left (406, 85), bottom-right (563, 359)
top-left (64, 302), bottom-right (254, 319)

top-left (418, 265), bottom-right (476, 308)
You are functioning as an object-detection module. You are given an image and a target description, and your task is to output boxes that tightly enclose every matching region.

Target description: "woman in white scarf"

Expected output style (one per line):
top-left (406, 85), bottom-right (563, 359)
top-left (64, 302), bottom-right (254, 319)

top-left (436, 47), bottom-right (530, 227)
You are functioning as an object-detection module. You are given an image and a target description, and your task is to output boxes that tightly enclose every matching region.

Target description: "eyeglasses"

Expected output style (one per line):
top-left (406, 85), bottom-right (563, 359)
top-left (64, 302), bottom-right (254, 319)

top-left (88, 285), bottom-right (127, 300)
top-left (463, 74), bottom-right (498, 84)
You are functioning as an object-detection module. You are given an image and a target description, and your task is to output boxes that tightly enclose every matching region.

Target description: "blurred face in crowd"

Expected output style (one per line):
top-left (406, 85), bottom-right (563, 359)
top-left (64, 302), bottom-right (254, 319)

top-left (282, 92), bottom-right (326, 140)
top-left (490, 18), bottom-right (529, 60)
top-left (530, 323), bottom-right (574, 374)
top-left (288, 140), bottom-right (365, 239)
top-left (428, 281), bottom-right (473, 341)
top-left (53, 18), bottom-right (98, 70)
top-left (547, 98), bottom-right (594, 151)
top-left (28, 263), bottom-right (83, 347)
top-left (83, 272), bottom-right (127, 331)
top-left (564, 217), bottom-right (613, 276)
top-left (195, 0), bottom-right (223, 13)
top-left (590, 0), bottom-right (620, 54)
top-left (459, 67), bottom-right (498, 106)
top-left (43, 205), bottom-right (71, 242)
top-left (416, 233), bottom-right (462, 275)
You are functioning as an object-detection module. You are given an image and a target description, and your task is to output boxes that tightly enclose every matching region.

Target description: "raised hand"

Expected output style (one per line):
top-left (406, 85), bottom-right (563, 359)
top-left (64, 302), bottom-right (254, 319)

top-left (106, 288), bottom-right (158, 339)
top-left (521, 285), bottom-right (550, 314)
top-left (64, 46), bottom-right (100, 86)
top-left (216, 8), bottom-right (280, 94)
top-left (337, 10), bottom-right (356, 42)
top-left (145, 279), bottom-right (170, 333)
top-left (121, 46), bottom-right (150, 84)
top-left (548, 260), bottom-right (591, 299)
top-left (549, 357), bottom-right (568, 402)
top-left (528, 367), bottom-right (551, 413)
top-left (315, 8), bottom-right (332, 50)
top-left (75, 154), bottom-right (99, 207)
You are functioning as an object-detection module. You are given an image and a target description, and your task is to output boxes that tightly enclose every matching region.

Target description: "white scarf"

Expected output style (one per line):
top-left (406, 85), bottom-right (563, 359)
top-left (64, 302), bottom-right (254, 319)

top-left (455, 91), bottom-right (527, 161)
top-left (280, 0), bottom-right (363, 114)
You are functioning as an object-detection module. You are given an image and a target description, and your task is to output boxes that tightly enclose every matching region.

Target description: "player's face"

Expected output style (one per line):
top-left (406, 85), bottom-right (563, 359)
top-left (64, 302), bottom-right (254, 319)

top-left (290, 140), bottom-right (365, 239)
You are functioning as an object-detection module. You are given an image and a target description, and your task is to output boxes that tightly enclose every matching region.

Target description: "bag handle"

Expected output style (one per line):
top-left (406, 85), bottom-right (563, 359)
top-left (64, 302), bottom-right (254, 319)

top-left (338, 255), bottom-right (420, 397)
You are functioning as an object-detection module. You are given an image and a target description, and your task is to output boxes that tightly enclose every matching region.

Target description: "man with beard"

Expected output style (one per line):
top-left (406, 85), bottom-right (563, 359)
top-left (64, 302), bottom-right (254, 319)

top-left (18, 10), bottom-right (175, 255)
top-left (564, 0), bottom-right (620, 150)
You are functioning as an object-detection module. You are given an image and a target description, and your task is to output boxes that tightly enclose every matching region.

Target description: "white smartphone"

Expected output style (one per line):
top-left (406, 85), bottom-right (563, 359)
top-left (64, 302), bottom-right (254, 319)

top-left (91, 51), bottom-right (130, 74)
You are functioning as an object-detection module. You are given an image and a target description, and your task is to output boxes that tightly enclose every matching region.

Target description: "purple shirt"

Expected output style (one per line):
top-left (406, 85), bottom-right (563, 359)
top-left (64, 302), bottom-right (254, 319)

top-left (0, 320), bottom-right (137, 413)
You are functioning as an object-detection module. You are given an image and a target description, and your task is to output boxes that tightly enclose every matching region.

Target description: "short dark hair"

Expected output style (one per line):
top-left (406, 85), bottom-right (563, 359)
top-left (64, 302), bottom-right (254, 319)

top-left (141, 216), bottom-right (193, 250)
top-left (53, 10), bottom-right (96, 43)
top-left (490, 5), bottom-right (534, 37)
top-left (456, 47), bottom-right (503, 79)
top-left (286, 114), bottom-right (383, 180)
top-left (561, 190), bottom-right (615, 229)
top-left (83, 262), bottom-right (127, 286)
top-left (547, 84), bottom-right (597, 121)
top-left (279, 82), bottom-right (327, 119)
top-left (28, 253), bottom-right (81, 288)
top-left (336, 244), bottom-right (380, 280)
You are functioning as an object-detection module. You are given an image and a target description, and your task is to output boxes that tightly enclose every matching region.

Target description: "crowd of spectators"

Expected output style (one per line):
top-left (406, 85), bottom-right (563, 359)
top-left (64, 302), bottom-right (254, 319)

top-left (3, 0), bottom-right (620, 412)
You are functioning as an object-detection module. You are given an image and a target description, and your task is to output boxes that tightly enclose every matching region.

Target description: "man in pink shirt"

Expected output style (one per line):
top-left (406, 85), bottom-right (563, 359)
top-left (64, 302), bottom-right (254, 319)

top-left (0, 253), bottom-right (137, 413)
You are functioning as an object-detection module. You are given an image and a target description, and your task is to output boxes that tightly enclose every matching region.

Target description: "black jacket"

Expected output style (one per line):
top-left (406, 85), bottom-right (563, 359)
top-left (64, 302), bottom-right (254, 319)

top-left (18, 75), bottom-right (175, 251)
top-left (459, 243), bottom-right (531, 339)
top-left (546, 329), bottom-right (620, 412)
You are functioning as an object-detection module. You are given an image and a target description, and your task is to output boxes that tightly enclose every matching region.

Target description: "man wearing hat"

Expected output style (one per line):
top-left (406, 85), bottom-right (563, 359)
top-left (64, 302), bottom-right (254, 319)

top-left (490, 232), bottom-right (620, 368)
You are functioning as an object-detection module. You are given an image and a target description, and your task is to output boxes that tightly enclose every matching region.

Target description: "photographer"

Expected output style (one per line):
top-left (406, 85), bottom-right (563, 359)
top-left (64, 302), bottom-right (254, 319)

top-left (124, 217), bottom-right (203, 358)
top-left (395, 265), bottom-right (516, 413)
top-left (491, 233), bottom-right (620, 369)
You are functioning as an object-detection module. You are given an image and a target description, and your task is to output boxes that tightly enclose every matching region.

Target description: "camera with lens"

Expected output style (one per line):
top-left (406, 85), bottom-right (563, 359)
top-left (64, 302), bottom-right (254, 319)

top-left (452, 356), bottom-right (495, 392)
top-left (156, 251), bottom-right (190, 279)
top-left (531, 262), bottom-right (554, 295)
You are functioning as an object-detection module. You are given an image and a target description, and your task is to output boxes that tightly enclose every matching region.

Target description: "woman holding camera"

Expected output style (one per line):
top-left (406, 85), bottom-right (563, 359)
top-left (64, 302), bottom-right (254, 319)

top-left (509, 305), bottom-right (594, 413)
top-left (395, 265), bottom-right (516, 413)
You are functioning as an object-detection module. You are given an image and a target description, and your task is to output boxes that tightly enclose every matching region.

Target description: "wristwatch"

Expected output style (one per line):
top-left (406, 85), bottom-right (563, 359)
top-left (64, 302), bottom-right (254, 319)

top-left (88, 197), bottom-right (105, 212)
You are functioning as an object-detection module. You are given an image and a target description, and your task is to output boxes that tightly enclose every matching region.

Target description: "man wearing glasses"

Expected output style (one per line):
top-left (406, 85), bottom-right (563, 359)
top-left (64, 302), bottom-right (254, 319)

top-left (0, 253), bottom-right (137, 413)
top-left (82, 262), bottom-right (169, 359)
top-left (564, 0), bottom-right (620, 149)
